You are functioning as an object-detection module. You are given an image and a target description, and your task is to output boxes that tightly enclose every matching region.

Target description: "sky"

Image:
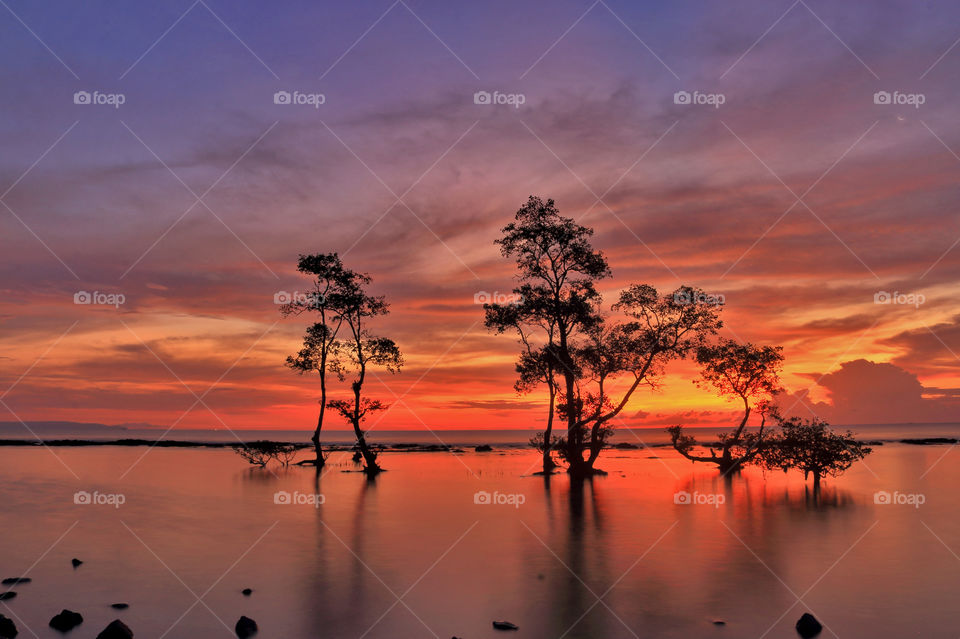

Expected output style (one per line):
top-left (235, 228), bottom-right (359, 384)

top-left (1, 0), bottom-right (960, 433)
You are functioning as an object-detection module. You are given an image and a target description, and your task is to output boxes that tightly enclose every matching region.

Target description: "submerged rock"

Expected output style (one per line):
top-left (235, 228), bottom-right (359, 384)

top-left (0, 614), bottom-right (16, 638)
top-left (241, 588), bottom-right (252, 596)
top-left (96, 619), bottom-right (133, 639)
top-left (492, 620), bottom-right (519, 630)
top-left (0, 578), bottom-right (29, 586)
top-left (0, 593), bottom-right (15, 601)
top-left (235, 616), bottom-right (258, 638)
top-left (50, 610), bottom-right (84, 632)
top-left (795, 613), bottom-right (822, 638)
top-left (712, 619), bottom-right (726, 625)
top-left (109, 603), bottom-right (128, 610)
top-left (71, 558), bottom-right (83, 568)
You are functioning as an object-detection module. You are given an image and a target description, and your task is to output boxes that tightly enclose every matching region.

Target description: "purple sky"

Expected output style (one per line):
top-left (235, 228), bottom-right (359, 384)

top-left (2, 0), bottom-right (960, 430)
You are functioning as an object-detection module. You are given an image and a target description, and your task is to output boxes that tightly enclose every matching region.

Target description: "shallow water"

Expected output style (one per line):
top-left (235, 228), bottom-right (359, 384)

top-left (0, 443), bottom-right (955, 638)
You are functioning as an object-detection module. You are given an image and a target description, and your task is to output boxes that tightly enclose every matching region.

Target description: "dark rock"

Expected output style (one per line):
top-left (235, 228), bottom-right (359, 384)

top-left (109, 604), bottom-right (128, 610)
top-left (795, 613), bottom-right (822, 638)
top-left (235, 616), bottom-right (258, 638)
top-left (613, 442), bottom-right (640, 449)
top-left (241, 588), bottom-right (252, 596)
top-left (0, 578), bottom-right (29, 586)
top-left (712, 619), bottom-right (726, 625)
top-left (474, 445), bottom-right (493, 452)
top-left (71, 558), bottom-right (83, 568)
top-left (95, 619), bottom-right (132, 639)
top-left (0, 614), bottom-right (16, 638)
top-left (492, 620), bottom-right (519, 630)
top-left (0, 593), bottom-right (14, 601)
top-left (49, 610), bottom-right (84, 632)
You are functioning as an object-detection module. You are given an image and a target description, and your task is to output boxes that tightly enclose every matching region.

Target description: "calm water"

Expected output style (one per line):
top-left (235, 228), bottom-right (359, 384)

top-left (0, 443), bottom-right (956, 638)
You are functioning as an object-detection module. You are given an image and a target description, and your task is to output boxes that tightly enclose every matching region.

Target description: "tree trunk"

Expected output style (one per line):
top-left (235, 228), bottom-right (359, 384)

top-left (557, 332), bottom-right (583, 472)
top-left (351, 374), bottom-right (381, 475)
top-left (717, 447), bottom-right (736, 475)
top-left (353, 420), bottom-right (381, 475)
top-left (812, 470), bottom-right (821, 493)
top-left (542, 384), bottom-right (557, 473)
top-left (311, 379), bottom-right (327, 467)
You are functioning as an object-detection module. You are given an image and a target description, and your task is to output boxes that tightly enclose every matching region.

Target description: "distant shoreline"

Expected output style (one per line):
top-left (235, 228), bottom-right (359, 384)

top-left (0, 437), bottom-right (955, 449)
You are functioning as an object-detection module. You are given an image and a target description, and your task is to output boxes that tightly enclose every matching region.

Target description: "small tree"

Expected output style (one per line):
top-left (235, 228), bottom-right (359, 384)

top-left (760, 417), bottom-right (872, 491)
top-left (281, 253), bottom-right (355, 467)
top-left (232, 441), bottom-right (281, 467)
top-left (328, 271), bottom-right (402, 475)
top-left (668, 340), bottom-right (783, 475)
top-left (274, 443), bottom-right (302, 466)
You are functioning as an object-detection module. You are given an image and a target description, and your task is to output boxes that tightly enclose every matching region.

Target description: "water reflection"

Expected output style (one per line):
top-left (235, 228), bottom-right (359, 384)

top-left (0, 446), bottom-right (933, 638)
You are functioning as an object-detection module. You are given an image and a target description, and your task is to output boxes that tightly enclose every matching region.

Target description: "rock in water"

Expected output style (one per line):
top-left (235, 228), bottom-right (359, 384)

top-left (795, 613), bottom-right (822, 638)
top-left (492, 620), bottom-right (519, 630)
top-left (109, 604), bottom-right (129, 610)
top-left (712, 619), bottom-right (726, 625)
top-left (96, 619), bottom-right (133, 639)
top-left (474, 445), bottom-right (493, 452)
top-left (235, 616), bottom-right (258, 638)
top-left (0, 614), bottom-right (17, 638)
top-left (0, 593), bottom-right (15, 601)
top-left (71, 558), bottom-right (83, 568)
top-left (0, 578), bottom-right (29, 586)
top-left (241, 588), bottom-right (252, 596)
top-left (50, 610), bottom-right (84, 632)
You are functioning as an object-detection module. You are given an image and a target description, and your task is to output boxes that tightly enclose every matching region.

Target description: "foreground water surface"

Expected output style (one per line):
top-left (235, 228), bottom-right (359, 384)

top-left (0, 443), bottom-right (955, 638)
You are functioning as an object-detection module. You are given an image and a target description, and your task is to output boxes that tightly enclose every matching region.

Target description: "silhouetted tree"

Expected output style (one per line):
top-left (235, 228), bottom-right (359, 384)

top-left (274, 443), bottom-right (302, 466)
top-left (281, 253), bottom-right (354, 467)
top-left (668, 340), bottom-right (783, 475)
top-left (326, 270), bottom-right (402, 475)
top-left (485, 196), bottom-right (608, 475)
top-left (232, 441), bottom-right (281, 467)
top-left (486, 197), bottom-right (722, 477)
top-left (565, 285), bottom-right (723, 474)
top-left (760, 417), bottom-right (872, 491)
top-left (486, 302), bottom-right (562, 472)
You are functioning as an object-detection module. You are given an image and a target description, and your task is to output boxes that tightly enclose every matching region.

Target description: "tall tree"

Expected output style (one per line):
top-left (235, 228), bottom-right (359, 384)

top-left (485, 302), bottom-right (562, 472)
top-left (486, 197), bottom-right (723, 477)
top-left (326, 270), bottom-right (402, 475)
top-left (484, 196), bottom-right (609, 475)
top-left (281, 253), bottom-right (353, 466)
top-left (668, 340), bottom-right (783, 474)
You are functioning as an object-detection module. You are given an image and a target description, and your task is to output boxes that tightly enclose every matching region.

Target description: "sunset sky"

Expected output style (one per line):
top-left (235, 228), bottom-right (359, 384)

top-left (2, 0), bottom-right (960, 433)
